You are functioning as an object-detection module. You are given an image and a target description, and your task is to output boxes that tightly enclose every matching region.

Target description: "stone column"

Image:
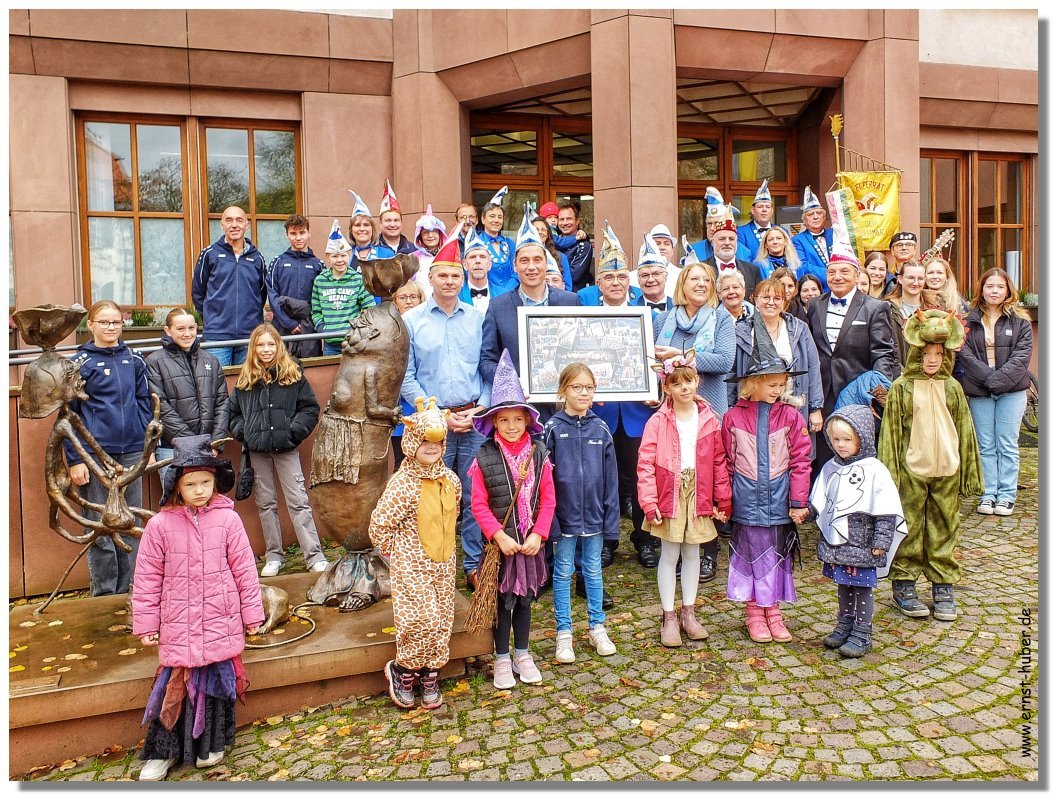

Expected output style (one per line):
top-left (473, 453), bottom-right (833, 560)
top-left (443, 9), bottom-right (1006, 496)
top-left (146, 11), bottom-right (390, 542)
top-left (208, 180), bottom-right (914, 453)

top-left (590, 11), bottom-right (678, 267)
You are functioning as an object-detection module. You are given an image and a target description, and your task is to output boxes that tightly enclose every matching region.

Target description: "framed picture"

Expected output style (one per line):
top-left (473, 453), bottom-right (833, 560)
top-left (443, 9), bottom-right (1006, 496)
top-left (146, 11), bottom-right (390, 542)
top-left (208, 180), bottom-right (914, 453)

top-left (516, 306), bottom-right (659, 402)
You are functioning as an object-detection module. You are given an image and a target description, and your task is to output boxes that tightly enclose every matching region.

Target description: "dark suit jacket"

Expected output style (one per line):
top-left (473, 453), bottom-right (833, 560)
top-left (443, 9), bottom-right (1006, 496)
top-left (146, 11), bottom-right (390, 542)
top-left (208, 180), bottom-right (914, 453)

top-left (808, 289), bottom-right (899, 413)
top-left (480, 286), bottom-right (581, 383)
top-left (705, 257), bottom-right (763, 298)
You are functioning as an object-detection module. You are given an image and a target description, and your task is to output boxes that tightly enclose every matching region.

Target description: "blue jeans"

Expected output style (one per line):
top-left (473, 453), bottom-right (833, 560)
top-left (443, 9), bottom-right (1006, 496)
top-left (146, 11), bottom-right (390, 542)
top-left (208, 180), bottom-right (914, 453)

top-left (323, 341), bottom-right (344, 357)
top-left (968, 391), bottom-right (1026, 503)
top-left (81, 451), bottom-right (144, 597)
top-left (204, 345), bottom-right (247, 367)
top-left (553, 533), bottom-right (605, 632)
top-left (444, 428), bottom-right (486, 573)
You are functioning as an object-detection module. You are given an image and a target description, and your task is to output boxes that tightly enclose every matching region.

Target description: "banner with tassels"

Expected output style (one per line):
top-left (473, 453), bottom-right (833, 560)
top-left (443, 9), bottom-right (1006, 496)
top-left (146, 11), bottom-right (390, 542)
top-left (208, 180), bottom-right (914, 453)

top-left (836, 171), bottom-right (901, 252)
top-left (825, 187), bottom-right (866, 265)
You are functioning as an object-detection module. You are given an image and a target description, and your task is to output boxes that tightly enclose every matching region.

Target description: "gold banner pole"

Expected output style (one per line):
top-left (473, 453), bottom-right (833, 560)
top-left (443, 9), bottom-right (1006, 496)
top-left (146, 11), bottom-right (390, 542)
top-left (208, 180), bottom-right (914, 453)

top-left (831, 114), bottom-right (844, 175)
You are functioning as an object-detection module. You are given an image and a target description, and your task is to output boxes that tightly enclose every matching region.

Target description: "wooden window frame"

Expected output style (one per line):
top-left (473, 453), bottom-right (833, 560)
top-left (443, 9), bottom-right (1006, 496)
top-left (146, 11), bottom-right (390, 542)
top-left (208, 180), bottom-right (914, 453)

top-left (972, 152), bottom-right (1032, 294)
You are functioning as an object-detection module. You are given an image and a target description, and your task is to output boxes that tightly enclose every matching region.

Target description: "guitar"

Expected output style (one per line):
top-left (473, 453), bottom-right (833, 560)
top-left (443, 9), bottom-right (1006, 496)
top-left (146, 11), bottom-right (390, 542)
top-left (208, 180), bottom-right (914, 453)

top-left (919, 228), bottom-right (956, 265)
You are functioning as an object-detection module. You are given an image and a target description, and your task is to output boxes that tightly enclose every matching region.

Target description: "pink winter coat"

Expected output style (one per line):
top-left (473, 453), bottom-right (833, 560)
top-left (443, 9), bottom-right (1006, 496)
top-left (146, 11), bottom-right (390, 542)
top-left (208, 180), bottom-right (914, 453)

top-left (133, 493), bottom-right (264, 668)
top-left (637, 398), bottom-right (733, 522)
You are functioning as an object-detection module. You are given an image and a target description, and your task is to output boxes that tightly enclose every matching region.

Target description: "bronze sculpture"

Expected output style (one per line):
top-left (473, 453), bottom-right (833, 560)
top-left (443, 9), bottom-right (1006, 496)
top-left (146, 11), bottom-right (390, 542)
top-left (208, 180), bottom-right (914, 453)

top-left (307, 253), bottom-right (417, 611)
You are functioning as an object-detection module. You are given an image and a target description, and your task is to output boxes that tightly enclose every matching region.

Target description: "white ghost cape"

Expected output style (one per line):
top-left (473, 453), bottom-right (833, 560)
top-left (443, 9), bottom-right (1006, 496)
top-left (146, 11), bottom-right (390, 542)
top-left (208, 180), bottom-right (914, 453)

top-left (810, 456), bottom-right (908, 578)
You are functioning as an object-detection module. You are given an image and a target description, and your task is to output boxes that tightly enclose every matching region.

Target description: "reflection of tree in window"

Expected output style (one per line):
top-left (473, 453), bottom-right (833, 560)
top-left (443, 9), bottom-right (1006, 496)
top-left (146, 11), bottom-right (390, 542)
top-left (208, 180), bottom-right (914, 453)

top-left (207, 162), bottom-right (250, 213)
top-left (138, 156), bottom-right (183, 212)
top-left (254, 131), bottom-right (296, 215)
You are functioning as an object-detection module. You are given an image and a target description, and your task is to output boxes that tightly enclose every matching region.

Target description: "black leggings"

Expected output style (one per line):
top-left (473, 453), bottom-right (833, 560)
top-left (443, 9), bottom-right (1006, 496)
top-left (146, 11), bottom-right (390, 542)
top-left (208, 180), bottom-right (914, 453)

top-left (494, 595), bottom-right (532, 655)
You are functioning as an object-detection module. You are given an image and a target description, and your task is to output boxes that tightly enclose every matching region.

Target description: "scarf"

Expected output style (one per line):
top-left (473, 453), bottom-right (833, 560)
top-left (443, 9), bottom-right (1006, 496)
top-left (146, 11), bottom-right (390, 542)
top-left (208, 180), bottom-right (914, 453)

top-left (658, 304), bottom-right (717, 354)
top-left (497, 433), bottom-right (535, 538)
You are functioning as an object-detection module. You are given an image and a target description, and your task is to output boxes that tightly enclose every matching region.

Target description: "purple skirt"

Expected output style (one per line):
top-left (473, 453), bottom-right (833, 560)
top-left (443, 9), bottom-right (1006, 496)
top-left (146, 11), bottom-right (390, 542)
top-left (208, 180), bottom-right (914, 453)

top-left (726, 524), bottom-right (798, 606)
top-left (498, 549), bottom-right (549, 610)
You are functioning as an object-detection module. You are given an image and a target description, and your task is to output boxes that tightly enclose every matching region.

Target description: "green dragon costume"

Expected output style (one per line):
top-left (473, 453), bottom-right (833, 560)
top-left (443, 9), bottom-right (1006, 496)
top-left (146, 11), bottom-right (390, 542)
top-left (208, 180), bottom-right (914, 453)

top-left (877, 310), bottom-right (982, 620)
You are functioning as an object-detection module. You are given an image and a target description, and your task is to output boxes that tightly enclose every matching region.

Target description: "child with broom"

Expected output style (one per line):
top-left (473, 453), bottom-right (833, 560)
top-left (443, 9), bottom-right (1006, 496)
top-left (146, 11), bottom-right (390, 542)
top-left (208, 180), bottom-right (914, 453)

top-left (465, 350), bottom-right (556, 689)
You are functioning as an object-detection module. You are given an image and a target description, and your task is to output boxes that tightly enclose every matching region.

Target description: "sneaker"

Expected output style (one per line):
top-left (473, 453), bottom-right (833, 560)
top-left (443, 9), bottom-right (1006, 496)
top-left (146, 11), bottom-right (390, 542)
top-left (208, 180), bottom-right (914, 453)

top-left (418, 668), bottom-right (443, 709)
top-left (384, 660), bottom-right (417, 708)
top-left (932, 584), bottom-right (958, 621)
top-left (993, 501), bottom-right (1014, 517)
top-left (512, 652), bottom-right (543, 684)
top-left (555, 631), bottom-right (576, 664)
top-left (195, 751), bottom-right (225, 769)
top-left (892, 579), bottom-right (930, 618)
top-left (976, 500), bottom-right (995, 515)
top-left (309, 559), bottom-right (330, 573)
top-left (493, 655), bottom-right (516, 689)
top-left (588, 624), bottom-right (616, 656)
top-left (260, 560), bottom-right (282, 577)
top-left (139, 758), bottom-right (176, 781)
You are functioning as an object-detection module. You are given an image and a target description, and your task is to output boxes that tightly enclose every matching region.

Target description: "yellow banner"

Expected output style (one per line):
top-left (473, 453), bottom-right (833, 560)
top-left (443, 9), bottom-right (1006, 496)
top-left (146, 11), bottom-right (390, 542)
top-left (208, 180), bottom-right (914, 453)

top-left (836, 171), bottom-right (901, 252)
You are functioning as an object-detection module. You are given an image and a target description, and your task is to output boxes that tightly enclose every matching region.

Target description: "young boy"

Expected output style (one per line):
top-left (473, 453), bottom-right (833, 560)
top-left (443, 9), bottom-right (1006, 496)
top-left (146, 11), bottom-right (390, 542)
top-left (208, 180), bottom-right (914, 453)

top-left (266, 214), bottom-right (324, 356)
top-left (369, 397), bottom-right (461, 710)
top-left (810, 405), bottom-right (906, 657)
top-left (878, 311), bottom-right (983, 621)
top-left (311, 220), bottom-right (376, 356)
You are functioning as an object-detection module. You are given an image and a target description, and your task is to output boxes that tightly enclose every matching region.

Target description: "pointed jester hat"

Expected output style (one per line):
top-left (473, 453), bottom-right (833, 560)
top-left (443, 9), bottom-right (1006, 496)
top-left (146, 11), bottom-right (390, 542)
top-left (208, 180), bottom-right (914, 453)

top-left (325, 219), bottom-right (352, 255)
top-left (473, 349), bottom-right (543, 437)
top-left (348, 189), bottom-right (372, 219)
top-left (379, 179), bottom-right (401, 215)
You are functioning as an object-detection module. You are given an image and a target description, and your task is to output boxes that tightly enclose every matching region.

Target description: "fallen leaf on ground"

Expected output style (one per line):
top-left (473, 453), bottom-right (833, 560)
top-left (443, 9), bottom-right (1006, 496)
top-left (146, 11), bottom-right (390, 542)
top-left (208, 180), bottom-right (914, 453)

top-left (19, 621), bottom-right (38, 628)
top-left (9, 652), bottom-right (16, 659)
top-left (447, 735), bottom-right (463, 744)
top-left (41, 666), bottom-right (53, 672)
top-left (10, 665), bottom-right (25, 672)
top-left (118, 648), bottom-right (137, 656)
top-left (81, 644), bottom-right (95, 649)
top-left (660, 713), bottom-right (676, 721)
top-left (14, 646), bottom-right (28, 652)
top-left (583, 748), bottom-right (601, 758)
top-left (658, 755), bottom-right (671, 763)
top-left (267, 769), bottom-right (289, 781)
top-left (56, 666), bottom-right (71, 673)
top-left (745, 657), bottom-right (768, 669)
top-left (752, 741), bottom-right (778, 755)
top-left (62, 634), bottom-right (72, 640)
top-left (640, 720), bottom-right (659, 736)
top-left (620, 677), bottom-right (643, 688)
top-left (272, 629), bottom-right (285, 635)
top-left (381, 627), bottom-right (396, 634)
top-left (265, 716), bottom-right (284, 725)
top-left (64, 654), bottom-right (88, 661)
top-left (58, 760), bottom-right (77, 771)
top-left (448, 680), bottom-right (470, 696)
top-left (48, 620), bottom-right (64, 627)
top-left (457, 758), bottom-right (483, 771)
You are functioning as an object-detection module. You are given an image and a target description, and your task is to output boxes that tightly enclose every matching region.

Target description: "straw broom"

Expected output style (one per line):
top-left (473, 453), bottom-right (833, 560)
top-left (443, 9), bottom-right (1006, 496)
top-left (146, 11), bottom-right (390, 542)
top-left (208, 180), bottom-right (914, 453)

top-left (463, 446), bottom-right (536, 633)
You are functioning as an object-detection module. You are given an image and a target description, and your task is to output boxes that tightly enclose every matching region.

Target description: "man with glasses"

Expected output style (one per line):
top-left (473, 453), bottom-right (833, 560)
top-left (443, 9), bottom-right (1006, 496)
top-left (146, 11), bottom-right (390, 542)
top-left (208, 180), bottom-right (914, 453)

top-left (886, 231), bottom-right (919, 295)
top-left (634, 234), bottom-right (673, 316)
top-left (192, 205), bottom-right (267, 366)
top-left (706, 219), bottom-right (763, 298)
top-left (792, 187), bottom-right (834, 291)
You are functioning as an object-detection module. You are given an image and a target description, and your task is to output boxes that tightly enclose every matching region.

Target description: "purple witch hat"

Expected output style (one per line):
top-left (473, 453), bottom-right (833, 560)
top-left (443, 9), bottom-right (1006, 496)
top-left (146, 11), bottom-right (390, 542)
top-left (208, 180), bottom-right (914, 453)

top-left (473, 349), bottom-right (543, 438)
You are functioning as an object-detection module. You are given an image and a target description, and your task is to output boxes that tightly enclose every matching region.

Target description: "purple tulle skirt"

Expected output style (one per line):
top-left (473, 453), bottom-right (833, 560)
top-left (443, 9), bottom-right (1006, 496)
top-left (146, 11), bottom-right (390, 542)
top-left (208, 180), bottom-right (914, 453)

top-left (726, 524), bottom-right (798, 606)
top-left (498, 549), bottom-right (549, 610)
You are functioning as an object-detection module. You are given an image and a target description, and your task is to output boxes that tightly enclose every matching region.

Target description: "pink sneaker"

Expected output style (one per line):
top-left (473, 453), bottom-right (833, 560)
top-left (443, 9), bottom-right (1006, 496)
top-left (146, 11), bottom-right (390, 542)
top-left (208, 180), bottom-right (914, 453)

top-left (512, 652), bottom-right (542, 684)
top-left (493, 656), bottom-right (515, 689)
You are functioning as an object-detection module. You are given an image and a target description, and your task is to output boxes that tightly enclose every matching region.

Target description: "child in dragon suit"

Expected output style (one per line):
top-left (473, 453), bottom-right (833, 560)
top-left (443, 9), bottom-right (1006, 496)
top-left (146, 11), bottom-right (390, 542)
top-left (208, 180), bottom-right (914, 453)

top-left (369, 397), bottom-right (461, 710)
top-left (877, 309), bottom-right (982, 622)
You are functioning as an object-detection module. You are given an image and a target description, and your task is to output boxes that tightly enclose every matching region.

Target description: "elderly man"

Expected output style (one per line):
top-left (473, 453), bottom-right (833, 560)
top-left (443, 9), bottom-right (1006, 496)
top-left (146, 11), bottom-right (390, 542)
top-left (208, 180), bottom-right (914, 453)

top-left (634, 235), bottom-right (673, 315)
top-left (791, 186), bottom-right (834, 291)
top-left (736, 179), bottom-right (775, 257)
top-left (458, 229), bottom-right (517, 311)
top-left (706, 219), bottom-right (762, 297)
top-left (191, 205), bottom-right (267, 366)
top-left (402, 229), bottom-right (490, 587)
top-left (689, 187), bottom-right (756, 264)
top-left (807, 249), bottom-right (899, 473)
top-left (629, 224), bottom-right (680, 298)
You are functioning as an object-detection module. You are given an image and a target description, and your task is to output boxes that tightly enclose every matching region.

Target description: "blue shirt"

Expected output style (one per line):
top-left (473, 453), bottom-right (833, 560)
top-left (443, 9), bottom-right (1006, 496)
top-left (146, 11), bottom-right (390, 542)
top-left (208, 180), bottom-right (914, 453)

top-left (401, 296), bottom-right (490, 408)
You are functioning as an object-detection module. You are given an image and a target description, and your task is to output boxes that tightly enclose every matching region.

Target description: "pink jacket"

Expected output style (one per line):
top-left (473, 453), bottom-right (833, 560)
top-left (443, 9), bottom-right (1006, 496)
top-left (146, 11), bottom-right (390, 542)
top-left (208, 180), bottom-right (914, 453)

top-left (637, 398), bottom-right (732, 521)
top-left (133, 494), bottom-right (264, 668)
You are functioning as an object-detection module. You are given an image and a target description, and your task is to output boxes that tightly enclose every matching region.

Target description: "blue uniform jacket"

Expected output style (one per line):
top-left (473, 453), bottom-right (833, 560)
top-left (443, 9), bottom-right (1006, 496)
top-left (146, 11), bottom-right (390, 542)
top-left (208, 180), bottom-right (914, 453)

top-left (792, 228), bottom-right (833, 291)
top-left (737, 221), bottom-right (773, 259)
top-left (64, 341), bottom-right (152, 464)
top-left (479, 286), bottom-right (581, 384)
top-left (541, 409), bottom-right (621, 538)
top-left (266, 248), bottom-right (324, 333)
top-left (192, 237), bottom-right (267, 341)
top-left (457, 274), bottom-right (519, 305)
top-left (576, 285), bottom-right (644, 306)
top-left (556, 237), bottom-right (595, 291)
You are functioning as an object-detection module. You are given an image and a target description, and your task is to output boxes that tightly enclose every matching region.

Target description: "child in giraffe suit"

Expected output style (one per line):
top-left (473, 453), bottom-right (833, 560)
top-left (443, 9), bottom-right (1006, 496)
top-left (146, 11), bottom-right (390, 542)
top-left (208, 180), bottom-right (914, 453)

top-left (369, 397), bottom-right (461, 710)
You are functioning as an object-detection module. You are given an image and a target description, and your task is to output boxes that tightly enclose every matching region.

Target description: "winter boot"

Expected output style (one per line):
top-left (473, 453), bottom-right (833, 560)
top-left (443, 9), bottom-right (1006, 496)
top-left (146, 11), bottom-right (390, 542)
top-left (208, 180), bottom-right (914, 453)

top-left (678, 604), bottom-right (709, 640)
top-left (823, 616), bottom-right (855, 649)
top-left (660, 610), bottom-right (682, 647)
top-left (764, 605), bottom-right (792, 642)
top-left (931, 584), bottom-right (958, 621)
top-left (418, 667), bottom-right (443, 709)
top-left (745, 602), bottom-right (772, 643)
top-left (838, 623), bottom-right (873, 658)
top-left (892, 579), bottom-right (930, 618)
top-left (385, 660), bottom-right (417, 709)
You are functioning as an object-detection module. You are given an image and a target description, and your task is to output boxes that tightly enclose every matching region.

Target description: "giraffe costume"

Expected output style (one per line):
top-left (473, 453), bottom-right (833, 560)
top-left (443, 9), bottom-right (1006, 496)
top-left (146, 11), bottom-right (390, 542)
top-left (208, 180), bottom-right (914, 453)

top-left (369, 397), bottom-right (460, 707)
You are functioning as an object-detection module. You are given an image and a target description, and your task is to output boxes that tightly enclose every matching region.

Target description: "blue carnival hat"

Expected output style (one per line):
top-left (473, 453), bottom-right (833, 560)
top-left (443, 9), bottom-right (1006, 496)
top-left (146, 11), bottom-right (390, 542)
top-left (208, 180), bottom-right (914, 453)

top-left (545, 250), bottom-right (562, 276)
top-left (753, 179), bottom-right (772, 205)
top-left (681, 234), bottom-right (702, 267)
top-left (463, 228), bottom-right (490, 257)
top-left (514, 210), bottom-right (546, 253)
top-left (472, 349), bottom-right (543, 437)
top-left (801, 186), bottom-right (823, 212)
top-left (325, 219), bottom-right (352, 255)
top-left (598, 220), bottom-right (628, 272)
top-left (485, 185), bottom-right (509, 209)
top-left (348, 189), bottom-right (371, 219)
top-left (638, 233), bottom-right (668, 269)
top-left (705, 186), bottom-right (727, 220)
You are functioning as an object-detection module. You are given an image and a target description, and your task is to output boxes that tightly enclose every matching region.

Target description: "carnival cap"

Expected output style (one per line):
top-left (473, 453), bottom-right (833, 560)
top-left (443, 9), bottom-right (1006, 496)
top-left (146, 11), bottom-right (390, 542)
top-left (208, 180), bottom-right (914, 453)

top-left (890, 231), bottom-right (917, 247)
top-left (348, 189), bottom-right (372, 219)
top-left (414, 203), bottom-right (447, 245)
top-left (638, 233), bottom-right (668, 269)
top-left (472, 349), bottom-right (543, 437)
top-left (598, 219), bottom-right (628, 272)
top-left (429, 223), bottom-right (464, 272)
top-left (801, 186), bottom-right (823, 213)
top-left (514, 210), bottom-right (546, 253)
top-left (681, 234), bottom-right (702, 267)
top-left (753, 179), bottom-right (772, 205)
top-left (325, 219), bottom-right (352, 255)
top-left (379, 180), bottom-right (401, 215)
top-left (648, 223), bottom-right (675, 245)
top-left (485, 186), bottom-right (509, 209)
top-left (463, 228), bottom-right (490, 257)
top-left (705, 186), bottom-right (727, 220)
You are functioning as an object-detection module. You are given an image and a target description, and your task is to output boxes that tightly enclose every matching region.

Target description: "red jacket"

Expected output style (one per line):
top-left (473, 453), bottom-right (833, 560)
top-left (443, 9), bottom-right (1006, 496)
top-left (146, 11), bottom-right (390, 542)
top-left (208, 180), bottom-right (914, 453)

top-left (133, 494), bottom-right (263, 668)
top-left (637, 398), bottom-right (732, 521)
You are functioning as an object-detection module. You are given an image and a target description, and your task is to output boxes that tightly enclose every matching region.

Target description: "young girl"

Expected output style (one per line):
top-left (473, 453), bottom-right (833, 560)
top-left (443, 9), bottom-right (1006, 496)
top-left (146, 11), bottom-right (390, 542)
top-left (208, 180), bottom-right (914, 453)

top-left (542, 363), bottom-right (619, 663)
top-left (469, 350), bottom-right (556, 688)
top-left (863, 251), bottom-right (889, 299)
top-left (638, 352), bottom-right (731, 647)
top-left (810, 406), bottom-right (906, 658)
top-left (66, 300), bottom-right (153, 596)
top-left (721, 355), bottom-right (812, 642)
top-left (228, 323), bottom-right (328, 577)
top-left (133, 435), bottom-right (261, 781)
top-left (369, 398), bottom-right (461, 710)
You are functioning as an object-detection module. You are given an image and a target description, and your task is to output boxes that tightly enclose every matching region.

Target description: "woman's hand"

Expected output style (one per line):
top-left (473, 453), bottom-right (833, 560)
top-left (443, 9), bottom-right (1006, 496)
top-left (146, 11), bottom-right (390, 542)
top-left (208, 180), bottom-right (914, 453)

top-left (69, 463), bottom-right (90, 487)
top-left (494, 531), bottom-right (521, 557)
top-left (653, 346), bottom-right (680, 361)
top-left (789, 507), bottom-right (809, 525)
top-left (521, 533), bottom-right (543, 556)
top-left (139, 633), bottom-right (159, 647)
top-left (809, 409), bottom-right (823, 432)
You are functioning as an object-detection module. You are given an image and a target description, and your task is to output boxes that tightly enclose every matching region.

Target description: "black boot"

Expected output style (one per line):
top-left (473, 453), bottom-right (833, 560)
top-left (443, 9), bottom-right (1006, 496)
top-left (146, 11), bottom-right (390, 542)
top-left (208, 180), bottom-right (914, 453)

top-left (576, 576), bottom-right (613, 610)
top-left (698, 555), bottom-right (717, 582)
top-left (838, 623), bottom-right (872, 658)
top-left (892, 579), bottom-right (930, 618)
top-left (600, 542), bottom-right (617, 568)
top-left (635, 540), bottom-right (659, 568)
top-left (823, 616), bottom-right (855, 649)
top-left (931, 584), bottom-right (958, 621)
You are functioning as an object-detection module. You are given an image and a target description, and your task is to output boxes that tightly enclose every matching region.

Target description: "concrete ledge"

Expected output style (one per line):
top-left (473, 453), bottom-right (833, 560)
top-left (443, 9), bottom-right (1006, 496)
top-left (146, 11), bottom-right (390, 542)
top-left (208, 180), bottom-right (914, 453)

top-left (9, 572), bottom-right (491, 774)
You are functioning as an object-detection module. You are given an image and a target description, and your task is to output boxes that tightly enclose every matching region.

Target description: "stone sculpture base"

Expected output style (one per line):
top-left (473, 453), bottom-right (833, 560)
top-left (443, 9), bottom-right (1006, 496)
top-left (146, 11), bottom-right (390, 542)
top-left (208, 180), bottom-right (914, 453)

top-left (305, 548), bottom-right (391, 612)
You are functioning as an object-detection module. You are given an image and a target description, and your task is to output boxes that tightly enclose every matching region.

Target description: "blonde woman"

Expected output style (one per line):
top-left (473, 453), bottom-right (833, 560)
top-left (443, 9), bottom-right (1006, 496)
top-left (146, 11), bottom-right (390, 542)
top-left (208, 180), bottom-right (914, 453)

top-left (924, 256), bottom-right (968, 313)
top-left (228, 323), bottom-right (327, 576)
top-left (883, 261), bottom-right (937, 364)
top-left (754, 226), bottom-right (801, 280)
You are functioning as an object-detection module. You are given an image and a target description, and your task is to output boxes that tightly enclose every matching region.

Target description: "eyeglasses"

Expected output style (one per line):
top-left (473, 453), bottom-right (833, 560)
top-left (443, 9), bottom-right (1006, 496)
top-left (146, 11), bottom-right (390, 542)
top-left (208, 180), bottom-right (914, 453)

top-left (598, 274), bottom-right (629, 284)
top-left (394, 294), bottom-right (421, 303)
top-left (638, 270), bottom-right (665, 280)
top-left (756, 296), bottom-right (783, 305)
top-left (567, 384), bottom-right (596, 394)
top-left (92, 320), bottom-right (123, 328)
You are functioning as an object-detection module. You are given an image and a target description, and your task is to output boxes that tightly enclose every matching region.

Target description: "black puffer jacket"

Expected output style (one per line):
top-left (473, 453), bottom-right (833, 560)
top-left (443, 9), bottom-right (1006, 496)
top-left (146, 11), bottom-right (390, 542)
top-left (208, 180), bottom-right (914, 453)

top-left (145, 335), bottom-right (230, 448)
top-left (956, 308), bottom-right (1034, 397)
top-left (228, 367), bottom-right (319, 453)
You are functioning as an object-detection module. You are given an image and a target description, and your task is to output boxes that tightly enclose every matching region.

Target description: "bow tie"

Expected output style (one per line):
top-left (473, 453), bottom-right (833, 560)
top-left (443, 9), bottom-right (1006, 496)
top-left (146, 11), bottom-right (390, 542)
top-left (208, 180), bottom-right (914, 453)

top-left (719, 263), bottom-right (736, 271)
top-left (830, 296), bottom-right (847, 307)
top-left (647, 301), bottom-right (667, 311)
top-left (469, 288), bottom-right (488, 298)
top-left (756, 227), bottom-right (769, 235)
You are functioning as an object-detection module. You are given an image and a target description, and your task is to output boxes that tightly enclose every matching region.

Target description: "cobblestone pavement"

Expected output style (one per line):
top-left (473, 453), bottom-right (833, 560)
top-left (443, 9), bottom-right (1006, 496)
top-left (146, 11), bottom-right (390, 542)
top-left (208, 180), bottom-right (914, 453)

top-left (26, 447), bottom-right (1038, 783)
